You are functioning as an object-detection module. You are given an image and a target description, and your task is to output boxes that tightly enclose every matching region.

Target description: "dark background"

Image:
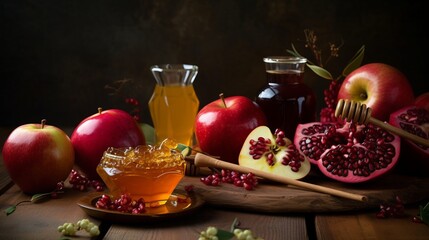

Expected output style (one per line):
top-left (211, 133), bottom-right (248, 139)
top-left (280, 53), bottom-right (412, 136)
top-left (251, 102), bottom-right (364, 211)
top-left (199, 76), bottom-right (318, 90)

top-left (1, 0), bottom-right (427, 128)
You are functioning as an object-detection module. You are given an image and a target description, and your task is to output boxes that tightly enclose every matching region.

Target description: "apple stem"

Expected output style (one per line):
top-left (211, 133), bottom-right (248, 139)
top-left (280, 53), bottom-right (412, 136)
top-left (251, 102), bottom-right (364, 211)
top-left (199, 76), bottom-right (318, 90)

top-left (219, 93), bottom-right (227, 108)
top-left (41, 119), bottom-right (46, 129)
top-left (98, 107), bottom-right (102, 114)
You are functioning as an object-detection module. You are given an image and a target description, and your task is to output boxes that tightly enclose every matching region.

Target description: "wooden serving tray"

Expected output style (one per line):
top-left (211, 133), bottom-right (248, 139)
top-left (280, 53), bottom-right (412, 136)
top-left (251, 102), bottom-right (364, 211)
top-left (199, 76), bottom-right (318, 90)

top-left (178, 172), bottom-right (429, 213)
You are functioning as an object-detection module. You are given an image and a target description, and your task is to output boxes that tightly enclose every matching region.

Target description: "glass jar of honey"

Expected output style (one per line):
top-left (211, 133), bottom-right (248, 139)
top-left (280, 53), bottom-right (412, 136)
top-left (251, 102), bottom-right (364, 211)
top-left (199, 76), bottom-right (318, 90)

top-left (255, 56), bottom-right (317, 139)
top-left (148, 64), bottom-right (199, 146)
top-left (96, 139), bottom-right (186, 206)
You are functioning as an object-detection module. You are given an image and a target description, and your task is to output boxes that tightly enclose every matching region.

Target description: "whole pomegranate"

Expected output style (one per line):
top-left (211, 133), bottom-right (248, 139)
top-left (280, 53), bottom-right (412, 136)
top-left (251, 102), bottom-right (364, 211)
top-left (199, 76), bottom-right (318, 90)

top-left (294, 122), bottom-right (400, 183)
top-left (414, 92), bottom-right (429, 112)
top-left (389, 106), bottom-right (429, 176)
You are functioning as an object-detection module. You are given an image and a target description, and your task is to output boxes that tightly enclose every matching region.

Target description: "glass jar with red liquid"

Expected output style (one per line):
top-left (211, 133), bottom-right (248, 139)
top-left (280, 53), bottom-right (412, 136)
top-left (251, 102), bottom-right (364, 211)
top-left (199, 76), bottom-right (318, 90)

top-left (256, 56), bottom-right (317, 139)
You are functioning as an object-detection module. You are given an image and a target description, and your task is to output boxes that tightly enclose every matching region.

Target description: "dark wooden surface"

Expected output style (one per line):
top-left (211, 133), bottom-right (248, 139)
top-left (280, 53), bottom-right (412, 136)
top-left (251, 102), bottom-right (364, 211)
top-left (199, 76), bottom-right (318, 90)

top-left (1, 127), bottom-right (429, 239)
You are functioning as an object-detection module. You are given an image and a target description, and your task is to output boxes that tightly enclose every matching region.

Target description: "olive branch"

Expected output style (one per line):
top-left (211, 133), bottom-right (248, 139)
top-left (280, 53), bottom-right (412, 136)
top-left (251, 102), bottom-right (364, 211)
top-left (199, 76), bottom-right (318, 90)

top-left (286, 29), bottom-right (366, 82)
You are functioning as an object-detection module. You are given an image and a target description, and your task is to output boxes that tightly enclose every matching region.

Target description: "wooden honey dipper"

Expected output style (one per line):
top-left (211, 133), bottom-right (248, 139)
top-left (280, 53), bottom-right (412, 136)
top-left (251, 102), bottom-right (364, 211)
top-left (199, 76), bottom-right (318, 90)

top-left (335, 99), bottom-right (429, 147)
top-left (194, 153), bottom-right (367, 202)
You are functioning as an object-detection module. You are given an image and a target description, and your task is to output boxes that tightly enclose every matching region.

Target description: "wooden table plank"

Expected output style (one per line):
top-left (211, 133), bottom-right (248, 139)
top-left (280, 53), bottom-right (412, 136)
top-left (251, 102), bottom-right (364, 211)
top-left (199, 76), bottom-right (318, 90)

top-left (0, 185), bottom-right (102, 240)
top-left (315, 207), bottom-right (429, 240)
top-left (103, 206), bottom-right (308, 240)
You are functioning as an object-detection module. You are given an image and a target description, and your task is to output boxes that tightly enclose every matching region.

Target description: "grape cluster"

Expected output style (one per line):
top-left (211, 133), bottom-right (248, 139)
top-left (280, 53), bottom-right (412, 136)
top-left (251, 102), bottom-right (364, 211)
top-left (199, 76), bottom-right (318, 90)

top-left (233, 228), bottom-right (264, 240)
top-left (95, 194), bottom-right (146, 214)
top-left (198, 226), bottom-right (218, 240)
top-left (198, 226), bottom-right (264, 240)
top-left (376, 196), bottom-right (405, 218)
top-left (200, 170), bottom-right (258, 190)
top-left (68, 169), bottom-right (104, 192)
top-left (57, 219), bottom-right (100, 237)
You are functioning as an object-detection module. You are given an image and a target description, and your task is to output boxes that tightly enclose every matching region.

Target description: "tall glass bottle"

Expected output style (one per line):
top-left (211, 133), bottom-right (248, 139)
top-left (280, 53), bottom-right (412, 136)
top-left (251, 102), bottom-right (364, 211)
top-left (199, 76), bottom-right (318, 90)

top-left (255, 56), bottom-right (316, 139)
top-left (148, 64), bottom-right (199, 146)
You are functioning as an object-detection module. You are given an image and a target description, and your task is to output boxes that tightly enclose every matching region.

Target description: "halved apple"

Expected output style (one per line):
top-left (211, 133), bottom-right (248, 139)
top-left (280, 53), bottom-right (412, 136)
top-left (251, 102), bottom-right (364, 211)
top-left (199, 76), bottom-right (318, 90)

top-left (238, 126), bottom-right (311, 180)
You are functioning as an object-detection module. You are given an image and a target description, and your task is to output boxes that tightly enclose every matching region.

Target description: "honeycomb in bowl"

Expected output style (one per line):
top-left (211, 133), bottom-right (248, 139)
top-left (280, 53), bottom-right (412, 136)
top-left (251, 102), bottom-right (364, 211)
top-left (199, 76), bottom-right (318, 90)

top-left (97, 139), bottom-right (186, 206)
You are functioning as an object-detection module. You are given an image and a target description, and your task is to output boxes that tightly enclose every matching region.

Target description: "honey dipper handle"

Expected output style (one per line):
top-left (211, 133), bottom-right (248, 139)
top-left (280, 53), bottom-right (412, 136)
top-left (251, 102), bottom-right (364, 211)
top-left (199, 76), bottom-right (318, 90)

top-left (369, 118), bottom-right (429, 147)
top-left (194, 153), bottom-right (367, 202)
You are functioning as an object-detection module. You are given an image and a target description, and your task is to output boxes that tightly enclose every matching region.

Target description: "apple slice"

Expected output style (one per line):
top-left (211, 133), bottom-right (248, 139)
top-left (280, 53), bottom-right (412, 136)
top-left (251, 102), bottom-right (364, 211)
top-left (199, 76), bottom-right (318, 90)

top-left (239, 126), bottom-right (311, 180)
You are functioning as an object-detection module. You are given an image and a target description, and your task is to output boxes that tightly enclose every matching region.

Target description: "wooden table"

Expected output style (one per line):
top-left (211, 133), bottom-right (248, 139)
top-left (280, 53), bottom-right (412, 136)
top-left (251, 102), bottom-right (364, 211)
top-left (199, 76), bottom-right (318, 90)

top-left (1, 128), bottom-right (429, 240)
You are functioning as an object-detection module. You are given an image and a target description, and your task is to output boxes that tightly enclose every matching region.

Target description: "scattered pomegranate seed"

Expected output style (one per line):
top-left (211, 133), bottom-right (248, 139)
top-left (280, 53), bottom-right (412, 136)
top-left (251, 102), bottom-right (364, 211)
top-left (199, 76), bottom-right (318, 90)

top-left (376, 196), bottom-right (405, 219)
top-left (412, 216), bottom-right (424, 224)
top-left (200, 169), bottom-right (258, 190)
top-left (68, 169), bottom-right (104, 192)
top-left (184, 184), bottom-right (194, 193)
top-left (96, 193), bottom-right (146, 214)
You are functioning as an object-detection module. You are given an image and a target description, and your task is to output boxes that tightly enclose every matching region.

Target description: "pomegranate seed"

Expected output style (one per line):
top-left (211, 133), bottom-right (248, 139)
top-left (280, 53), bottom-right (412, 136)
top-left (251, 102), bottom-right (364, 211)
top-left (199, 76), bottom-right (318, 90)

top-left (412, 216), bottom-right (423, 223)
top-left (201, 170), bottom-right (258, 191)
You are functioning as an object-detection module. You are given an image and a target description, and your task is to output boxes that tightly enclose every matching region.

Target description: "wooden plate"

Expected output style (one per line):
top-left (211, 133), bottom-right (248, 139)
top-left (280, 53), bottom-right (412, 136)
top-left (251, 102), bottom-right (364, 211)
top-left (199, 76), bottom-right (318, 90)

top-left (178, 173), bottom-right (429, 213)
top-left (77, 190), bottom-right (204, 224)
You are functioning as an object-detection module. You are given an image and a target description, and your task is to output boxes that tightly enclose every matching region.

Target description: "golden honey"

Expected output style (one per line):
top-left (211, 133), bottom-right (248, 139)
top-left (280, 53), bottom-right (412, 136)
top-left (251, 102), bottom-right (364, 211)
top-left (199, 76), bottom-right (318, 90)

top-left (148, 64), bottom-right (200, 147)
top-left (97, 139), bottom-right (186, 206)
top-left (148, 84), bottom-right (199, 146)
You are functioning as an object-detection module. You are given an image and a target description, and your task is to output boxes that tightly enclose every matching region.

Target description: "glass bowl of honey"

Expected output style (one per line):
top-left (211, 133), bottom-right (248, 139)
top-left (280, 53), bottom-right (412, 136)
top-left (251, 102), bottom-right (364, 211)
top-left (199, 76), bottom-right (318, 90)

top-left (96, 139), bottom-right (186, 207)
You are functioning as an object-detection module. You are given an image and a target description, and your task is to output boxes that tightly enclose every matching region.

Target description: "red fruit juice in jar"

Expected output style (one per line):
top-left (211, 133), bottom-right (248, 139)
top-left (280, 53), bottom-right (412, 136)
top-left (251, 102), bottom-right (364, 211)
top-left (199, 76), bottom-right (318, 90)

top-left (256, 57), bottom-right (316, 139)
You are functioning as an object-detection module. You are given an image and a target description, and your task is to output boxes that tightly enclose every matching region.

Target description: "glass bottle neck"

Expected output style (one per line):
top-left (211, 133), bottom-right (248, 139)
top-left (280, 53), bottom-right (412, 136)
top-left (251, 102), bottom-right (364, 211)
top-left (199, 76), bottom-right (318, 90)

top-left (151, 64), bottom-right (198, 86)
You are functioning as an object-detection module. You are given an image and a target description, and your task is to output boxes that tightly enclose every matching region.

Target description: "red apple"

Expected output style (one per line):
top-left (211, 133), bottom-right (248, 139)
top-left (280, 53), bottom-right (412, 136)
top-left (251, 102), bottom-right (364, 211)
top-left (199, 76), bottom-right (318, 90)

top-left (71, 108), bottom-right (145, 179)
top-left (2, 120), bottom-right (74, 194)
top-left (195, 94), bottom-right (267, 164)
top-left (337, 63), bottom-right (415, 121)
top-left (414, 92), bottom-right (429, 112)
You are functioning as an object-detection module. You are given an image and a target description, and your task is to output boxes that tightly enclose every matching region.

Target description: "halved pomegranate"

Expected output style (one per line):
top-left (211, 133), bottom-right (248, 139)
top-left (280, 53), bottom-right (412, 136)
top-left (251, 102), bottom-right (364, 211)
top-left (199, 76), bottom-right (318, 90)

top-left (294, 122), bottom-right (400, 183)
top-left (388, 106), bottom-right (429, 176)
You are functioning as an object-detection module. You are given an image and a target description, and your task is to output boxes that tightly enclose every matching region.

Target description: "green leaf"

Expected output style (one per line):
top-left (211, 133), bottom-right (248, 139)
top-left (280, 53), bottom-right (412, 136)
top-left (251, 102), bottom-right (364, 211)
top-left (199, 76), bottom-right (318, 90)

top-left (420, 202), bottom-right (429, 225)
top-left (306, 64), bottom-right (334, 80)
top-left (140, 123), bottom-right (156, 145)
top-left (287, 44), bottom-right (316, 66)
top-left (341, 45), bottom-right (365, 77)
top-left (31, 192), bottom-right (52, 203)
top-left (287, 43), bottom-right (304, 58)
top-left (286, 49), bottom-right (299, 57)
top-left (216, 229), bottom-right (235, 240)
top-left (5, 206), bottom-right (16, 216)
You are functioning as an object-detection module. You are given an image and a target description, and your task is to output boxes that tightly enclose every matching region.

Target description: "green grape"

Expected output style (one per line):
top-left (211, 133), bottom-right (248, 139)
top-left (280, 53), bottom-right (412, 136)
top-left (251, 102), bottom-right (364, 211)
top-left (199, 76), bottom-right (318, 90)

top-left (86, 222), bottom-right (95, 231)
top-left (58, 219), bottom-right (100, 237)
top-left (77, 218), bottom-right (90, 229)
top-left (89, 225), bottom-right (100, 236)
top-left (199, 226), bottom-right (219, 240)
top-left (57, 222), bottom-right (77, 236)
top-left (234, 228), bottom-right (260, 240)
top-left (206, 226), bottom-right (218, 236)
